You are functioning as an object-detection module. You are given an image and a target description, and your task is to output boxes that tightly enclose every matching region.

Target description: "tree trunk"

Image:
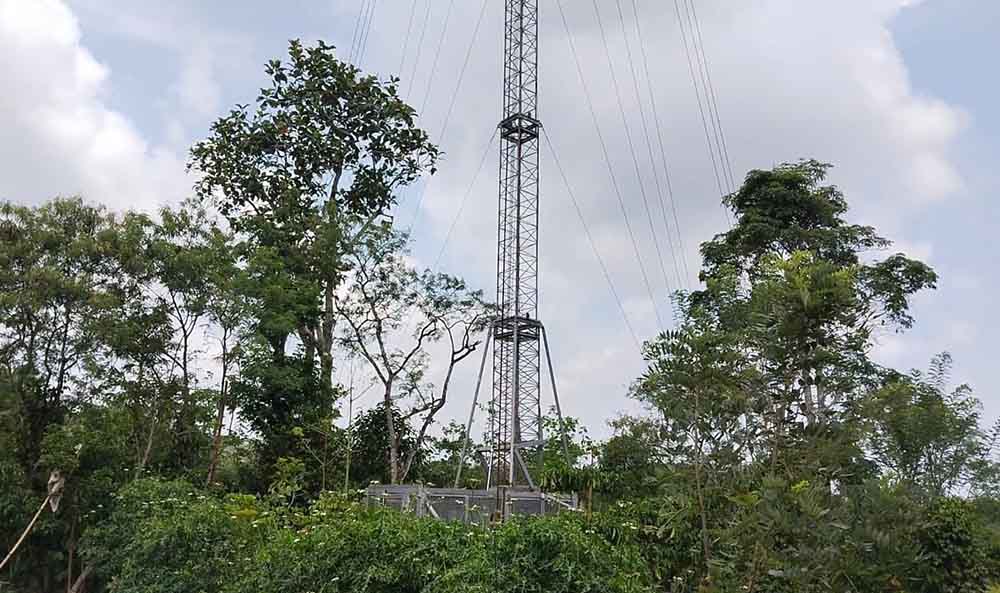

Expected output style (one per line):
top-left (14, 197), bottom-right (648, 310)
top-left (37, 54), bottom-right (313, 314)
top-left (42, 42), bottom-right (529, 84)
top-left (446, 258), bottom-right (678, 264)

top-left (55, 306), bottom-right (73, 403)
top-left (400, 357), bottom-right (458, 483)
top-left (69, 565), bottom-right (92, 593)
top-left (319, 283), bottom-right (335, 400)
top-left (66, 516), bottom-right (76, 593)
top-left (694, 390), bottom-right (712, 570)
top-left (268, 333), bottom-right (287, 364)
top-left (815, 376), bottom-right (828, 420)
top-left (138, 405), bottom-right (159, 473)
top-left (174, 314), bottom-right (198, 471)
top-left (383, 379), bottom-right (399, 484)
top-left (320, 349), bottom-right (334, 400)
top-left (205, 327), bottom-right (231, 487)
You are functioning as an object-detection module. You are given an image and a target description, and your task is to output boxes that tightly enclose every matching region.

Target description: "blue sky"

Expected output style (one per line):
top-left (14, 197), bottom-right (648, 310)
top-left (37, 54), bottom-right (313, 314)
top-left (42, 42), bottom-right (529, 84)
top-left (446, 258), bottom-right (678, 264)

top-left (887, 0), bottom-right (998, 422)
top-left (0, 0), bottom-right (994, 436)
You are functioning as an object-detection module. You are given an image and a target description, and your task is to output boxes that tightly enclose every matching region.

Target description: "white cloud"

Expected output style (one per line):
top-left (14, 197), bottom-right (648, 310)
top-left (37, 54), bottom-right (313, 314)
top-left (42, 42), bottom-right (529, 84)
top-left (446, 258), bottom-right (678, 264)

top-left (172, 47), bottom-right (223, 119)
top-left (64, 0), bottom-right (255, 131)
top-left (847, 23), bottom-right (966, 201)
top-left (0, 0), bottom-right (186, 211)
top-left (673, 0), bottom-right (965, 206)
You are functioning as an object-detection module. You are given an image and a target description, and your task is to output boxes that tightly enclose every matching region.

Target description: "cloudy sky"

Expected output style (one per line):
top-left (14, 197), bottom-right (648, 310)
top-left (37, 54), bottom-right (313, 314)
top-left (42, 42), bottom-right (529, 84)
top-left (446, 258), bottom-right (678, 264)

top-left (1, 0), bottom-right (995, 437)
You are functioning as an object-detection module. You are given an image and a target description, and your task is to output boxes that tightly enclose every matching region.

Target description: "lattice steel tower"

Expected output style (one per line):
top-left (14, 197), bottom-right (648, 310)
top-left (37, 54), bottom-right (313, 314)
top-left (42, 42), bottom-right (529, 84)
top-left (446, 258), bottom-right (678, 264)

top-left (368, 0), bottom-right (574, 522)
top-left (490, 0), bottom-right (544, 486)
top-left (491, 0), bottom-right (544, 489)
top-left (455, 0), bottom-right (567, 498)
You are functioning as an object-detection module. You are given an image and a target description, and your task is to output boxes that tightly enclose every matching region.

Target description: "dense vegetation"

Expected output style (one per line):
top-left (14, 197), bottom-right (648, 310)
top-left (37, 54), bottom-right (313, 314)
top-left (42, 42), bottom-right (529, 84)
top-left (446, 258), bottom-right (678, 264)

top-left (2, 40), bottom-right (998, 593)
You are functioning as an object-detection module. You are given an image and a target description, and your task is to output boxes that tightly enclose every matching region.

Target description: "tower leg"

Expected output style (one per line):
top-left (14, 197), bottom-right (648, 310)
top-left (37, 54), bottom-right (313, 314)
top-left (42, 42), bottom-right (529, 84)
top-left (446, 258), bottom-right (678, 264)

top-left (455, 323), bottom-right (493, 487)
top-left (541, 325), bottom-right (570, 463)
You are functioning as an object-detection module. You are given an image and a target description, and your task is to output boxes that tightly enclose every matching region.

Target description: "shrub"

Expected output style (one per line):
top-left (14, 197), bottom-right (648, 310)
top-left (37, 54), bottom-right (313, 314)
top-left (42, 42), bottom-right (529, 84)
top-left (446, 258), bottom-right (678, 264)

top-left (84, 480), bottom-right (655, 593)
top-left (914, 498), bottom-right (994, 593)
top-left (231, 508), bottom-right (654, 593)
top-left (81, 479), bottom-right (269, 593)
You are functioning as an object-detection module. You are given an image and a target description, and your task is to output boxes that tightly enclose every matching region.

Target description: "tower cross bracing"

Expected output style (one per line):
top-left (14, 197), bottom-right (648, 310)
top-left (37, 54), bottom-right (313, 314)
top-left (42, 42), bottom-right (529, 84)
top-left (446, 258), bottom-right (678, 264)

top-left (453, 0), bottom-right (569, 504)
top-left (491, 0), bottom-right (544, 489)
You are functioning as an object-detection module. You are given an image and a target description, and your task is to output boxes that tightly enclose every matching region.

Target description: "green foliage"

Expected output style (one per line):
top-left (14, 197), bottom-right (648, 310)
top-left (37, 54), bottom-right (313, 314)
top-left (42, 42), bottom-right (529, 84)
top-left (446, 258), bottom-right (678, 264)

top-left (0, 41), bottom-right (463, 592)
top-left (421, 420), bottom-right (484, 488)
top-left (236, 506), bottom-right (654, 593)
top-left (0, 198), bottom-right (128, 474)
top-left (231, 342), bottom-right (324, 480)
top-left (348, 403), bottom-right (425, 486)
top-left (81, 479), bottom-right (653, 593)
top-left (598, 418), bottom-right (665, 500)
top-left (233, 506), bottom-right (484, 592)
top-left (190, 39), bottom-right (437, 240)
top-left (914, 498), bottom-right (995, 593)
top-left (693, 161), bottom-right (936, 444)
top-left (710, 478), bottom-right (924, 592)
top-left (868, 354), bottom-right (1000, 498)
top-left (703, 160), bottom-right (900, 281)
top-left (39, 404), bottom-right (132, 526)
top-left (189, 41), bottom-right (443, 476)
top-left (488, 514), bottom-right (654, 593)
top-left (602, 479), bottom-right (949, 593)
top-left (82, 479), bottom-right (269, 593)
top-left (190, 39), bottom-right (440, 405)
top-left (619, 160), bottom-right (996, 593)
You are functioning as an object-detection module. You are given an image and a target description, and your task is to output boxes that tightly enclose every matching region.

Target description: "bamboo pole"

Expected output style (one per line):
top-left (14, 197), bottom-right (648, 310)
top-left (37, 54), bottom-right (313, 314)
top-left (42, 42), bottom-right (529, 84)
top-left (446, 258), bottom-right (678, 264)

top-left (0, 495), bottom-right (50, 572)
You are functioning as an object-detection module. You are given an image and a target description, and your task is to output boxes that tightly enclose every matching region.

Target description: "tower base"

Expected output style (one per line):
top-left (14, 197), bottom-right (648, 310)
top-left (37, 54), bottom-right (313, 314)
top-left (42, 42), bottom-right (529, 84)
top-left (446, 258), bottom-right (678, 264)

top-left (365, 484), bottom-right (577, 524)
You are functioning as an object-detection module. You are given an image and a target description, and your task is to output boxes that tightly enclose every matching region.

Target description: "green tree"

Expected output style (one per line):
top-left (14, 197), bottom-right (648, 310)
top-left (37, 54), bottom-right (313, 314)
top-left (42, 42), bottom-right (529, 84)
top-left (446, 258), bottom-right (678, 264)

top-left (424, 420), bottom-right (485, 488)
top-left (693, 160), bottom-right (936, 472)
top-left (0, 199), bottom-right (165, 590)
top-left (202, 223), bottom-right (245, 487)
top-left (0, 199), bottom-right (129, 476)
top-left (635, 294), bottom-right (762, 567)
top-left (915, 498), bottom-right (996, 593)
top-left (190, 39), bottom-right (439, 402)
top-left (598, 417), bottom-right (665, 500)
top-left (229, 339), bottom-right (321, 487)
top-left (868, 353), bottom-right (1000, 499)
top-left (627, 161), bottom-right (942, 588)
top-left (146, 203), bottom-right (220, 471)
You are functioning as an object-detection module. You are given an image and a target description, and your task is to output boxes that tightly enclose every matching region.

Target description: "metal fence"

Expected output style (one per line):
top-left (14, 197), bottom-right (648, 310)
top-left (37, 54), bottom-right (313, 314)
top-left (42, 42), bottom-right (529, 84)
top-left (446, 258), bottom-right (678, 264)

top-left (365, 485), bottom-right (577, 524)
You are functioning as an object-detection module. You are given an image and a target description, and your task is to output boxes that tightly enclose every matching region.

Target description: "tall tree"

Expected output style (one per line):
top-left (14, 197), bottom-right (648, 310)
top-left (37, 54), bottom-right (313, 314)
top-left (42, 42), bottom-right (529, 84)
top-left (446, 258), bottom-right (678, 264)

top-left (147, 203), bottom-right (218, 470)
top-left (189, 39), bottom-right (439, 403)
top-left (347, 403), bottom-right (425, 486)
top-left (202, 226), bottom-right (244, 487)
top-left (636, 294), bottom-right (762, 566)
top-left (629, 161), bottom-right (941, 586)
top-left (95, 290), bottom-right (177, 473)
top-left (696, 160), bottom-right (936, 452)
top-left (0, 199), bottom-right (134, 476)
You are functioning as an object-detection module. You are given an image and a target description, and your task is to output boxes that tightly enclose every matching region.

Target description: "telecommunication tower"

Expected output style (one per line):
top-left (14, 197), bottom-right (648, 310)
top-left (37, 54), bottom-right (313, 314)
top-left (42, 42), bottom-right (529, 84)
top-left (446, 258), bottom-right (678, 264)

top-left (492, 0), bottom-right (544, 489)
top-left (369, 0), bottom-right (574, 522)
top-left (456, 0), bottom-right (568, 494)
